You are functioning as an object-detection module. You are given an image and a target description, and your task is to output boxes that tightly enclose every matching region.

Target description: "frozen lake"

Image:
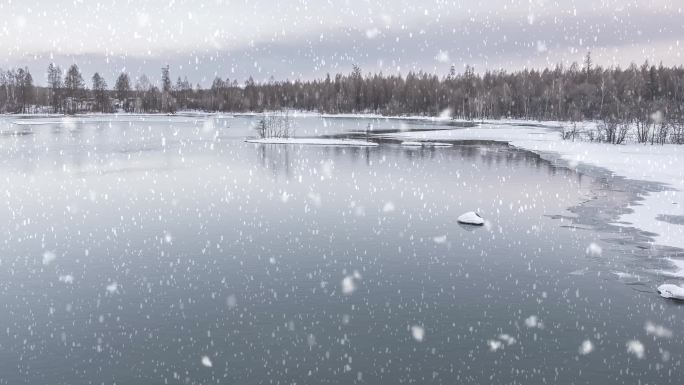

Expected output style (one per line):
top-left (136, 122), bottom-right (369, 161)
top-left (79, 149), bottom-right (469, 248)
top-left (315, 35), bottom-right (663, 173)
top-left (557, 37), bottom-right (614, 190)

top-left (0, 114), bottom-right (682, 384)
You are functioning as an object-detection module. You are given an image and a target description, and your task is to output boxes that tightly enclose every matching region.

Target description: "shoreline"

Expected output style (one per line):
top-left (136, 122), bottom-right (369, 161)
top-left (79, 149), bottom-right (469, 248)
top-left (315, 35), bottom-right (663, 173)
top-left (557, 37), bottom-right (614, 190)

top-left (374, 123), bottom-right (684, 251)
top-left (3, 112), bottom-right (682, 252)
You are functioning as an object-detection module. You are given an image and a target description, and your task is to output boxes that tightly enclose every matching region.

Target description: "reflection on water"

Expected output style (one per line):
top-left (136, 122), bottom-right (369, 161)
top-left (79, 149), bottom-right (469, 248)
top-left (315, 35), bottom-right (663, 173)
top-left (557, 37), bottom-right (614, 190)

top-left (0, 115), bottom-right (681, 385)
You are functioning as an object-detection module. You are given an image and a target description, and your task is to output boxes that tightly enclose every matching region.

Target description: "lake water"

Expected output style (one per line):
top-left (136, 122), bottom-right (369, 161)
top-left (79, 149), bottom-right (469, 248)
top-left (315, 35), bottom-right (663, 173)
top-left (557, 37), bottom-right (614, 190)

top-left (0, 114), bottom-right (682, 384)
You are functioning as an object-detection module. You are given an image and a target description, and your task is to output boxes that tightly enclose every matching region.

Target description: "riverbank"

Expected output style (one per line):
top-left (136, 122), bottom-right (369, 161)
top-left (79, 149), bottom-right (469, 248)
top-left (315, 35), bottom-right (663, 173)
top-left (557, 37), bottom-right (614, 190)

top-left (370, 121), bottom-right (684, 251)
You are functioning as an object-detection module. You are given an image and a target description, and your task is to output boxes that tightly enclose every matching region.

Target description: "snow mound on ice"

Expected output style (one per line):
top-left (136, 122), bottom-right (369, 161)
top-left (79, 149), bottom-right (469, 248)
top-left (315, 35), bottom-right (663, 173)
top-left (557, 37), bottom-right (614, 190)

top-left (457, 211), bottom-right (484, 225)
top-left (246, 138), bottom-right (378, 147)
top-left (401, 141), bottom-right (453, 147)
top-left (657, 283), bottom-right (684, 300)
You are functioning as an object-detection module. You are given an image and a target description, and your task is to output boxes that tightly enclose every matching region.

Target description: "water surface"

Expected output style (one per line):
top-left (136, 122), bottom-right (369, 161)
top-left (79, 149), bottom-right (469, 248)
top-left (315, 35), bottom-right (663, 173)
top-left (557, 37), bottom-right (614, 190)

top-left (0, 114), bottom-right (681, 384)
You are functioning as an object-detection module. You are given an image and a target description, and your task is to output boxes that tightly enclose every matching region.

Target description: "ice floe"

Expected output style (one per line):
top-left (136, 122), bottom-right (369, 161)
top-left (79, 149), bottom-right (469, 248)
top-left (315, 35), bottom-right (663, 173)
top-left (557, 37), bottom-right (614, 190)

top-left (657, 283), bottom-right (684, 300)
top-left (401, 141), bottom-right (453, 147)
top-left (246, 138), bottom-right (378, 146)
top-left (457, 211), bottom-right (484, 225)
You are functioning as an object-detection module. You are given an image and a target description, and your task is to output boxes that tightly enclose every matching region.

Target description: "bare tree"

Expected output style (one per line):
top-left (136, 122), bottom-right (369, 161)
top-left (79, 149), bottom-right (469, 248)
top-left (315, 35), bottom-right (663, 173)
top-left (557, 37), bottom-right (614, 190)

top-left (115, 72), bottom-right (131, 112)
top-left (92, 72), bottom-right (109, 113)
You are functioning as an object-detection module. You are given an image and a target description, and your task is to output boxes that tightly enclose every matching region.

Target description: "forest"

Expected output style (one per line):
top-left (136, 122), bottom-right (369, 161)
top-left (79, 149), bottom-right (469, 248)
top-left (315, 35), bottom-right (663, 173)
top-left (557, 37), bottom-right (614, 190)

top-left (1, 53), bottom-right (683, 128)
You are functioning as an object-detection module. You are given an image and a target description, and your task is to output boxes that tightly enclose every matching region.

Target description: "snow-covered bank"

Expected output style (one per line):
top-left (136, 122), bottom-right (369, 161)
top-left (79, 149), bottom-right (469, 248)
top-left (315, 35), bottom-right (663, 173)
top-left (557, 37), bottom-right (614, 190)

top-left (401, 141), bottom-right (453, 147)
top-left (378, 123), bottom-right (684, 249)
top-left (246, 138), bottom-right (378, 147)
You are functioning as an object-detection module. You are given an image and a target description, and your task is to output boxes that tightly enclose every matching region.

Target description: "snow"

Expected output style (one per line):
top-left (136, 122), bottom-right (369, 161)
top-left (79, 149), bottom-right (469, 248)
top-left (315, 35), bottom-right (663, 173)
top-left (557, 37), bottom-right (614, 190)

top-left (657, 283), bottom-right (684, 300)
top-left (579, 340), bottom-right (594, 355)
top-left (341, 276), bottom-right (357, 295)
top-left (58, 275), bottom-right (74, 284)
top-left (488, 339), bottom-right (503, 352)
top-left (457, 211), bottom-right (484, 225)
top-left (644, 322), bottom-right (673, 338)
top-left (524, 315), bottom-right (542, 329)
top-left (382, 201), bottom-right (395, 213)
top-left (585, 242), bottom-right (602, 257)
top-left (433, 235), bottom-right (447, 244)
top-left (42, 251), bottom-right (56, 265)
top-left (500, 334), bottom-right (516, 345)
top-left (410, 325), bottom-right (425, 342)
top-left (380, 122), bottom-right (684, 249)
top-left (400, 141), bottom-right (453, 147)
top-left (226, 295), bottom-right (237, 309)
top-left (106, 282), bottom-right (119, 294)
top-left (658, 258), bottom-right (684, 278)
top-left (246, 138), bottom-right (378, 147)
top-left (201, 356), bottom-right (213, 367)
top-left (626, 340), bottom-right (645, 359)
top-left (488, 334), bottom-right (517, 351)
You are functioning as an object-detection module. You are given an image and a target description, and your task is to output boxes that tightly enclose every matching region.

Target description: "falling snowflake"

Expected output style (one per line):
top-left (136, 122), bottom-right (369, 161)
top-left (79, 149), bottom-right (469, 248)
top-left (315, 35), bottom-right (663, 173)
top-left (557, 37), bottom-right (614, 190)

top-left (201, 355), bottom-right (213, 367)
top-left (411, 325), bottom-right (425, 342)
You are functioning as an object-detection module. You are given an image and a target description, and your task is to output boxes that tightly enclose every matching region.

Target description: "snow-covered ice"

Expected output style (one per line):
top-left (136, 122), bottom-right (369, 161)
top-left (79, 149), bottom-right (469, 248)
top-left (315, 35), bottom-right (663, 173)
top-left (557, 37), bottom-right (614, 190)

top-left (657, 283), bottom-right (684, 300)
top-left (246, 138), bottom-right (378, 147)
top-left (401, 141), bottom-right (453, 147)
top-left (658, 258), bottom-right (684, 278)
top-left (381, 122), bottom-right (684, 249)
top-left (457, 211), bottom-right (484, 225)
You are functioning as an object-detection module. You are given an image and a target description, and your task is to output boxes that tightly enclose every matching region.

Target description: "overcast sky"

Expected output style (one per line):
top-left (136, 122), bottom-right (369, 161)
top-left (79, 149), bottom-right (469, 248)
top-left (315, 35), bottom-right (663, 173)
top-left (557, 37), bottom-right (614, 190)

top-left (0, 0), bottom-right (681, 86)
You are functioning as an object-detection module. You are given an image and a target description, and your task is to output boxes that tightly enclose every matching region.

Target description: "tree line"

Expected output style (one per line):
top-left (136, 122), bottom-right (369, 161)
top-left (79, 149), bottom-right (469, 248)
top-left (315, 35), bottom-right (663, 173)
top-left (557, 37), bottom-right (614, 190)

top-left (1, 53), bottom-right (683, 126)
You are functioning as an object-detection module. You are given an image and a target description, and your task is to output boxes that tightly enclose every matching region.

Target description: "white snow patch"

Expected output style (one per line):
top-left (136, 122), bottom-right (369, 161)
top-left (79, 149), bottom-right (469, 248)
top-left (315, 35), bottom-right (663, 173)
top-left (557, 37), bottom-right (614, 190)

top-left (618, 190), bottom-right (684, 249)
top-left (401, 141), bottom-right (453, 147)
top-left (379, 122), bottom-right (684, 249)
top-left (657, 258), bottom-right (684, 278)
top-left (657, 283), bottom-right (684, 300)
top-left (457, 211), bottom-right (484, 225)
top-left (411, 325), bottom-right (425, 342)
top-left (611, 271), bottom-right (640, 280)
top-left (246, 138), bottom-right (378, 147)
top-left (626, 340), bottom-right (645, 359)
